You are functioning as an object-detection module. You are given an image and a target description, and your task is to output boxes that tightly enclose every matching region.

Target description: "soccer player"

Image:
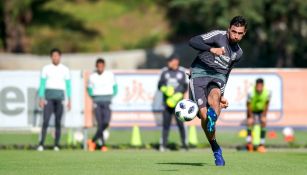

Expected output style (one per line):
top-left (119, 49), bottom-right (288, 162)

top-left (246, 78), bottom-right (271, 153)
top-left (37, 48), bottom-right (71, 151)
top-left (87, 58), bottom-right (118, 152)
top-left (158, 55), bottom-right (188, 152)
top-left (188, 16), bottom-right (247, 166)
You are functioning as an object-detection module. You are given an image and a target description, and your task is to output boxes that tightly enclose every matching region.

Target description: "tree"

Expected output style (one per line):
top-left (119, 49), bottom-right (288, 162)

top-left (0, 0), bottom-right (33, 52)
top-left (162, 0), bottom-right (307, 67)
top-left (0, 0), bottom-right (98, 54)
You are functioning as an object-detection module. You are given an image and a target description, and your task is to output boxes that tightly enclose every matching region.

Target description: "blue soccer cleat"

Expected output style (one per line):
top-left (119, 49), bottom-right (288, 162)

top-left (207, 107), bottom-right (218, 133)
top-left (214, 148), bottom-right (225, 166)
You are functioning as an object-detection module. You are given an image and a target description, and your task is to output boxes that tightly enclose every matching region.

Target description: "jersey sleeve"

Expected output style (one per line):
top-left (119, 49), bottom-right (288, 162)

top-left (189, 30), bottom-right (223, 51)
top-left (64, 68), bottom-right (71, 98)
top-left (40, 66), bottom-right (47, 79)
top-left (87, 74), bottom-right (94, 96)
top-left (38, 78), bottom-right (46, 98)
top-left (38, 67), bottom-right (47, 98)
top-left (65, 80), bottom-right (71, 99)
top-left (64, 68), bottom-right (71, 80)
top-left (157, 68), bottom-right (167, 90)
top-left (110, 72), bottom-right (116, 86)
top-left (87, 74), bottom-right (93, 88)
top-left (111, 73), bottom-right (118, 96)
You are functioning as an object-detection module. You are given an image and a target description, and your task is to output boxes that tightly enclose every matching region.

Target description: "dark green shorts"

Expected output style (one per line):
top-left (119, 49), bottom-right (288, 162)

top-left (189, 76), bottom-right (225, 108)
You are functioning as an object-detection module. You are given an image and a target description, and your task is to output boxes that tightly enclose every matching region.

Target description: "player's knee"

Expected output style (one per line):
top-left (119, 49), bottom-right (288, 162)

top-left (198, 107), bottom-right (207, 120)
top-left (247, 118), bottom-right (254, 126)
top-left (55, 123), bottom-right (61, 128)
top-left (208, 89), bottom-right (221, 107)
top-left (42, 121), bottom-right (49, 127)
top-left (261, 119), bottom-right (266, 127)
top-left (261, 123), bottom-right (266, 128)
top-left (211, 88), bottom-right (221, 98)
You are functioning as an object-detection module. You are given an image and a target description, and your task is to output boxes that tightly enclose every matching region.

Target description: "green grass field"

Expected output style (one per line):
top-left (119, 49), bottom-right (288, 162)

top-left (1, 149), bottom-right (307, 175)
top-left (1, 129), bottom-right (307, 149)
top-left (1, 129), bottom-right (307, 174)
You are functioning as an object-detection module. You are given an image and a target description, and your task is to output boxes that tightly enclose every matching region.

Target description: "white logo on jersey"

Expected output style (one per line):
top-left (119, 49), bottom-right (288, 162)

top-left (176, 72), bottom-right (183, 79)
top-left (197, 99), bottom-right (204, 106)
top-left (165, 73), bottom-right (170, 79)
top-left (231, 53), bottom-right (237, 60)
top-left (167, 78), bottom-right (179, 88)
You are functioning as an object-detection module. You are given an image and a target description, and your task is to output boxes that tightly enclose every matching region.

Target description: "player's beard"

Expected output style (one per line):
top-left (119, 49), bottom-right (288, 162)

top-left (227, 32), bottom-right (239, 44)
top-left (229, 38), bottom-right (239, 45)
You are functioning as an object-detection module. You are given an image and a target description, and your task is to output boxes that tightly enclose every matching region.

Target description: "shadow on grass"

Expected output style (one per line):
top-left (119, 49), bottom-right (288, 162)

top-left (157, 162), bottom-right (207, 166)
top-left (159, 169), bottom-right (179, 172)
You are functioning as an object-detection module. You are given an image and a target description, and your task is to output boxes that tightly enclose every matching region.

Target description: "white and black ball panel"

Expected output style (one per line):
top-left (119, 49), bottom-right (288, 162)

top-left (175, 99), bottom-right (199, 122)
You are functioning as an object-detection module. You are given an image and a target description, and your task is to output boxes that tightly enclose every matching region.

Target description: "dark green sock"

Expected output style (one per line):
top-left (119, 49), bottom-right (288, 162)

top-left (260, 128), bottom-right (266, 139)
top-left (209, 139), bottom-right (220, 152)
top-left (247, 127), bottom-right (252, 136)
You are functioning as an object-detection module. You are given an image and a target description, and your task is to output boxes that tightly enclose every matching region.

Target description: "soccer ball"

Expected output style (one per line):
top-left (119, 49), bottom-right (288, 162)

top-left (73, 131), bottom-right (84, 143)
top-left (175, 99), bottom-right (199, 122)
top-left (282, 127), bottom-right (294, 137)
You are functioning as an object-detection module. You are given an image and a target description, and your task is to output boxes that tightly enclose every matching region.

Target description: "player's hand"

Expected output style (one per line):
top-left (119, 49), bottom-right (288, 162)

top-left (210, 47), bottom-right (225, 56)
top-left (220, 96), bottom-right (228, 109)
top-left (39, 99), bottom-right (45, 109)
top-left (67, 100), bottom-right (71, 111)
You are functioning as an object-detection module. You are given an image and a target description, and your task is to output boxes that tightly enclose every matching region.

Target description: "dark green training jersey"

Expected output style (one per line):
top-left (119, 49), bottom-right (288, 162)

top-left (189, 30), bottom-right (243, 82)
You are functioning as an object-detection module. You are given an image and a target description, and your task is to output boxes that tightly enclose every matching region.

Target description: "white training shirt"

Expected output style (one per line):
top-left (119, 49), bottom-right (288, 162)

top-left (88, 71), bottom-right (116, 96)
top-left (41, 63), bottom-right (71, 90)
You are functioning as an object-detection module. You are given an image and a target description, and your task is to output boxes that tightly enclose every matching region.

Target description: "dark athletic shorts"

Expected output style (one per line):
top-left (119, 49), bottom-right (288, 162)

top-left (249, 112), bottom-right (263, 119)
top-left (189, 76), bottom-right (226, 109)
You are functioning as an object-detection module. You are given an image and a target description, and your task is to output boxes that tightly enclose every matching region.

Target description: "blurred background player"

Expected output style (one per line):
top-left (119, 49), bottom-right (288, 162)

top-left (37, 48), bottom-right (71, 151)
top-left (188, 16), bottom-right (247, 166)
top-left (87, 58), bottom-right (118, 152)
top-left (158, 55), bottom-right (188, 152)
top-left (246, 78), bottom-right (271, 153)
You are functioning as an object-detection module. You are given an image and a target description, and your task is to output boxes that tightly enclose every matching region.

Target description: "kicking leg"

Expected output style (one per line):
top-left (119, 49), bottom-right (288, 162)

top-left (206, 87), bottom-right (221, 133)
top-left (199, 106), bottom-right (224, 166)
top-left (206, 87), bottom-right (225, 166)
top-left (189, 78), bottom-right (212, 140)
top-left (206, 87), bottom-right (222, 143)
top-left (190, 77), bottom-right (224, 165)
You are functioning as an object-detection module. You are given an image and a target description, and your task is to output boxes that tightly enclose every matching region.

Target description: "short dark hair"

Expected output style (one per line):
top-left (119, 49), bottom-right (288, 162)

top-left (50, 48), bottom-right (61, 56)
top-left (256, 78), bottom-right (264, 85)
top-left (230, 16), bottom-right (247, 29)
top-left (167, 54), bottom-right (180, 62)
top-left (96, 58), bottom-right (105, 66)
